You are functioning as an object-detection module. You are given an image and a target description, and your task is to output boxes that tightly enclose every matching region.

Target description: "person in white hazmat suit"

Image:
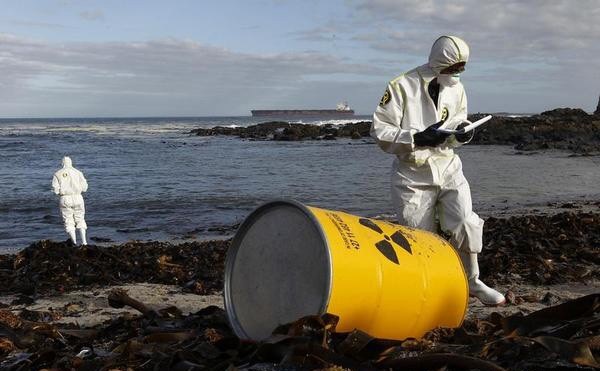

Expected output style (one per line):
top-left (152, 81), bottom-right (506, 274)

top-left (370, 35), bottom-right (505, 306)
top-left (52, 156), bottom-right (88, 245)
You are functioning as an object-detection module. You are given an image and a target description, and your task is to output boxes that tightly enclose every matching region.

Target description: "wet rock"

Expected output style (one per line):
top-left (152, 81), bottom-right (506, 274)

top-left (9, 295), bottom-right (35, 306)
top-left (469, 110), bottom-right (600, 154)
top-left (190, 109), bottom-right (600, 153)
top-left (541, 292), bottom-right (562, 306)
top-left (90, 236), bottom-right (113, 243)
top-left (191, 121), bottom-right (372, 141)
top-left (540, 107), bottom-right (589, 117)
top-left (191, 125), bottom-right (242, 136)
top-left (337, 121), bottom-right (371, 138)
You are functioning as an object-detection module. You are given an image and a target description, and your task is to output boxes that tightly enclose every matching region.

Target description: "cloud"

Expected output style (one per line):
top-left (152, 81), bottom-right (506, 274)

top-left (346, 0), bottom-right (600, 112)
top-left (2, 1), bottom-right (598, 116)
top-left (0, 34), bottom-right (382, 116)
top-left (352, 0), bottom-right (600, 59)
top-left (291, 26), bottom-right (340, 42)
top-left (79, 10), bottom-right (104, 21)
top-left (6, 19), bottom-right (69, 30)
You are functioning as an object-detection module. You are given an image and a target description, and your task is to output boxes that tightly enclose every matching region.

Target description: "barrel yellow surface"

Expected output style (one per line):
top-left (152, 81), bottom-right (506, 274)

top-left (224, 200), bottom-right (468, 342)
top-left (308, 206), bottom-right (468, 340)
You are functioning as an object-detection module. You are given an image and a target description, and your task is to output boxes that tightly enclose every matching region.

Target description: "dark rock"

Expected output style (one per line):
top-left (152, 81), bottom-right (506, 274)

top-left (541, 292), bottom-right (562, 305)
top-left (338, 121), bottom-right (371, 138)
top-left (90, 236), bottom-right (113, 243)
top-left (191, 120), bottom-right (373, 141)
top-left (595, 95), bottom-right (600, 115)
top-left (190, 108), bottom-right (600, 153)
top-left (10, 295), bottom-right (35, 306)
top-left (469, 110), bottom-right (600, 154)
top-left (321, 124), bottom-right (339, 136)
top-left (561, 202), bottom-right (578, 209)
top-left (540, 107), bottom-right (589, 117)
top-left (190, 125), bottom-right (242, 136)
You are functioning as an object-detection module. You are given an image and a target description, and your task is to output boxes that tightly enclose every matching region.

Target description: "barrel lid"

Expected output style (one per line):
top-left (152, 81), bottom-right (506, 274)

top-left (224, 200), bottom-right (332, 340)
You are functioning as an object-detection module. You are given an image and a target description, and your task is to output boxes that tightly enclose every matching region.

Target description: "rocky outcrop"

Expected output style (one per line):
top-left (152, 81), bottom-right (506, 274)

top-left (595, 95), bottom-right (600, 115)
top-left (190, 107), bottom-right (600, 153)
top-left (540, 107), bottom-right (589, 117)
top-left (191, 121), bottom-right (372, 141)
top-left (469, 110), bottom-right (600, 153)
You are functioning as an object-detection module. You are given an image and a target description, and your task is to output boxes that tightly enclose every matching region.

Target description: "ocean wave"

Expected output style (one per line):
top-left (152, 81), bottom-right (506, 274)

top-left (0, 116), bottom-right (375, 138)
top-left (286, 118), bottom-right (370, 127)
top-left (0, 125), bottom-right (193, 138)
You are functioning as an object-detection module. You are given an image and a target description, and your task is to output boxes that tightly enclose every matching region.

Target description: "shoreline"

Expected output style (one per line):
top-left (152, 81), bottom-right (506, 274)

top-left (2, 197), bottom-right (598, 256)
top-left (1, 200), bottom-right (598, 294)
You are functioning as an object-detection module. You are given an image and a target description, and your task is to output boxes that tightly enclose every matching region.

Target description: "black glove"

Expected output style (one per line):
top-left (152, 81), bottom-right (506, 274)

top-left (454, 122), bottom-right (475, 143)
top-left (413, 122), bottom-right (451, 147)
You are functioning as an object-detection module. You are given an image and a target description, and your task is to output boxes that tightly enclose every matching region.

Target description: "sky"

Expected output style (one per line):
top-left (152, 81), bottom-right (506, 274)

top-left (0, 0), bottom-right (599, 117)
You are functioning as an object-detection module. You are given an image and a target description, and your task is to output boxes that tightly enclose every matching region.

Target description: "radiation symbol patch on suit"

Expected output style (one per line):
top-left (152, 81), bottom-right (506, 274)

top-left (440, 107), bottom-right (449, 123)
top-left (358, 218), bottom-right (412, 265)
top-left (379, 88), bottom-right (391, 107)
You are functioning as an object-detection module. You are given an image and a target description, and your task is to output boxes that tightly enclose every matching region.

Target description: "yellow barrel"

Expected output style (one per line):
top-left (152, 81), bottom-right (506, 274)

top-left (224, 200), bottom-right (468, 341)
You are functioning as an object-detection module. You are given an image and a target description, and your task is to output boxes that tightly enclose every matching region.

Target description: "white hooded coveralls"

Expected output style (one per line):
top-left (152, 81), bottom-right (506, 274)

top-left (370, 36), bottom-right (484, 254)
top-left (52, 157), bottom-right (88, 233)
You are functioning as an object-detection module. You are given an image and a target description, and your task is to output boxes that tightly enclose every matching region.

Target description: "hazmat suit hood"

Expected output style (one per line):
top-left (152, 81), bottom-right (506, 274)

top-left (428, 36), bottom-right (470, 75)
top-left (62, 156), bottom-right (73, 168)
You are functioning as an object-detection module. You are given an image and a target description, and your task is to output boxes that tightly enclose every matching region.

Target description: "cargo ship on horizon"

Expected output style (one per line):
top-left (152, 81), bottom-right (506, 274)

top-left (251, 102), bottom-right (354, 117)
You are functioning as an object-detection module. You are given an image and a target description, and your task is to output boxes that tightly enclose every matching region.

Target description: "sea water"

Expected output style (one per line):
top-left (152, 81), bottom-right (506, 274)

top-left (1, 116), bottom-right (599, 253)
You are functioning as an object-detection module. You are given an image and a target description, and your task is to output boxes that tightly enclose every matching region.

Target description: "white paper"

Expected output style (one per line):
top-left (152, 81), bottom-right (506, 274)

top-left (435, 115), bottom-right (493, 134)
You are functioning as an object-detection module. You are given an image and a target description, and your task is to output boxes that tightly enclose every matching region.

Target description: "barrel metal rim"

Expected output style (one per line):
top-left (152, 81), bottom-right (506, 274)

top-left (223, 199), bottom-right (333, 340)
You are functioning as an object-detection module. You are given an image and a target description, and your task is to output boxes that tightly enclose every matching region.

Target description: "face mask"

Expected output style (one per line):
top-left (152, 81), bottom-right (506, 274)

top-left (438, 73), bottom-right (460, 87)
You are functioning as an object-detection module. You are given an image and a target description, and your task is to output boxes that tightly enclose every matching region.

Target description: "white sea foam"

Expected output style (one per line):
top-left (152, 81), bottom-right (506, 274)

top-left (0, 122), bottom-right (195, 137)
top-left (504, 114), bottom-right (533, 118)
top-left (46, 126), bottom-right (109, 133)
top-left (288, 118), bottom-right (368, 127)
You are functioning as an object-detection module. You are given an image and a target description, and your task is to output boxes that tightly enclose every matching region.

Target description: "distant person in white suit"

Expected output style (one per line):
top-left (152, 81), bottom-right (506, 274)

top-left (52, 156), bottom-right (88, 245)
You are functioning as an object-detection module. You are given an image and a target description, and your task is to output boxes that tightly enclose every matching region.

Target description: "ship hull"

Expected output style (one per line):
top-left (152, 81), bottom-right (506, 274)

top-left (251, 109), bottom-right (355, 117)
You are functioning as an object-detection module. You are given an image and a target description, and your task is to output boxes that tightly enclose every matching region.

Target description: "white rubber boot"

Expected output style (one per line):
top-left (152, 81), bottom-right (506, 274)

top-left (67, 229), bottom-right (77, 245)
top-left (459, 251), bottom-right (505, 306)
top-left (79, 228), bottom-right (88, 246)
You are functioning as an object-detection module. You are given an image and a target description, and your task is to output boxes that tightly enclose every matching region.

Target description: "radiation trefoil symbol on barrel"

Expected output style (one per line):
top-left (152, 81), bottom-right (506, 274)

top-left (358, 218), bottom-right (412, 265)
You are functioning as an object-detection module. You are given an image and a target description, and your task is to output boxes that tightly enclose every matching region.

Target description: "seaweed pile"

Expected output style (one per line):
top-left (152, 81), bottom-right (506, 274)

top-left (1, 289), bottom-right (598, 370)
top-left (0, 240), bottom-right (228, 296)
top-left (481, 211), bottom-right (600, 286)
top-left (0, 210), bottom-right (598, 298)
top-left (0, 207), bottom-right (598, 369)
